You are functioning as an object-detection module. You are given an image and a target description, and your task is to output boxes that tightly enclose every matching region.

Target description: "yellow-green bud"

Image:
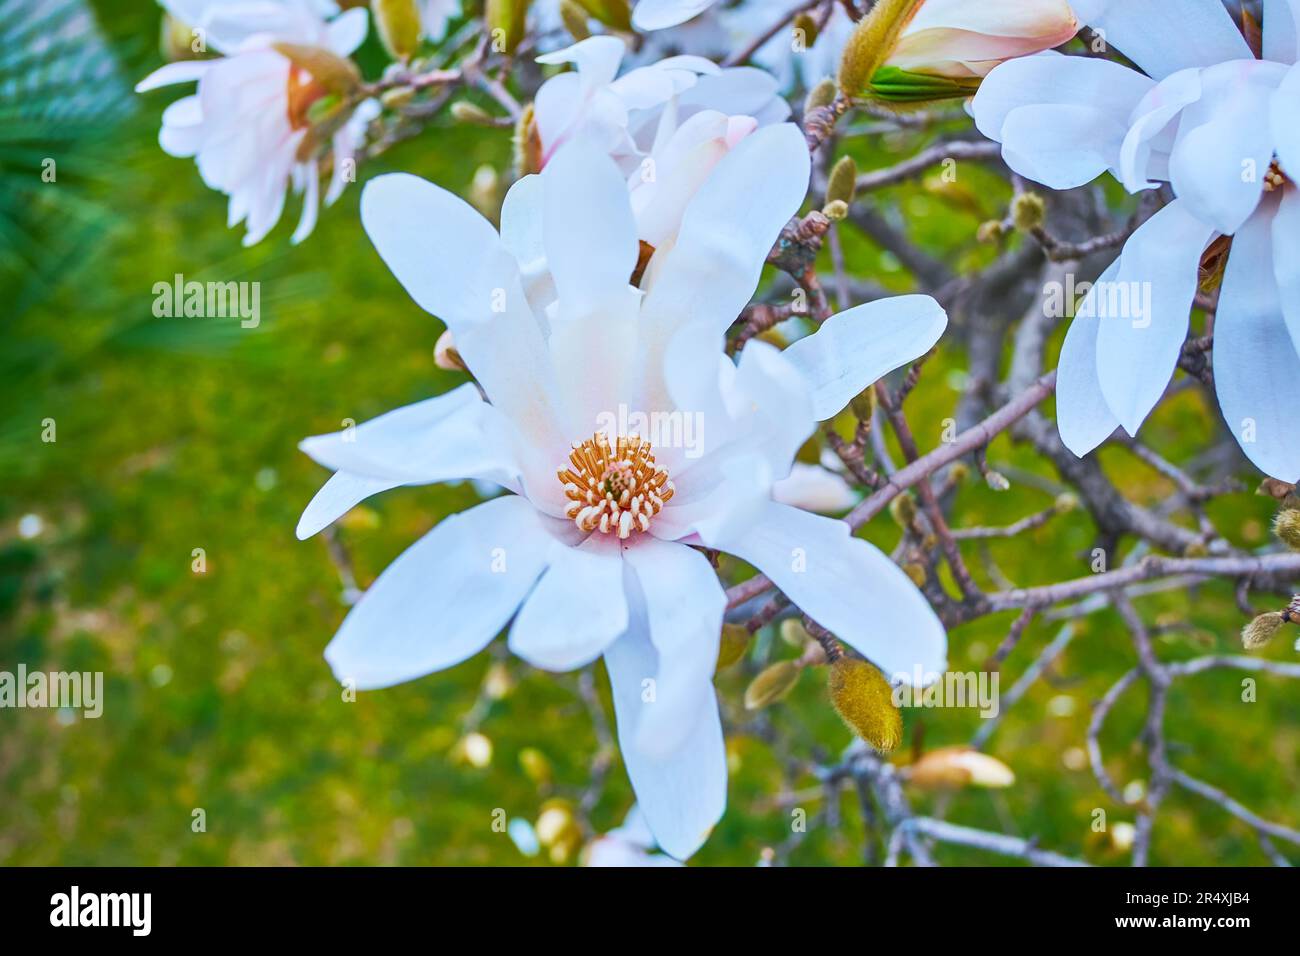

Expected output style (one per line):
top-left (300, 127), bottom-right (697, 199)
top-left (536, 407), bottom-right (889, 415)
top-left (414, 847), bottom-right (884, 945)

top-left (976, 219), bottom-right (1005, 243)
top-left (902, 562), bottom-right (927, 588)
top-left (373, 0), bottom-right (422, 61)
top-left (744, 660), bottom-right (802, 710)
top-left (514, 101), bottom-right (542, 176)
top-left (572, 0), bottom-right (632, 30)
top-left (560, 0), bottom-right (591, 39)
top-left (716, 623), bottom-right (751, 670)
top-left (486, 0), bottom-right (527, 55)
top-left (822, 199), bottom-right (849, 221)
top-left (380, 86), bottom-right (416, 109)
top-left (1011, 191), bottom-right (1046, 232)
top-left (889, 493), bottom-right (917, 529)
top-left (949, 461), bottom-right (970, 483)
top-left (518, 747), bottom-right (553, 786)
top-left (826, 155), bottom-right (858, 206)
top-left (451, 101), bottom-right (498, 127)
top-left (1273, 509), bottom-right (1300, 551)
top-left (827, 657), bottom-right (902, 752)
top-left (792, 12), bottom-right (820, 51)
top-left (1054, 492), bottom-right (1079, 514)
top-left (849, 383), bottom-right (876, 421)
top-left (803, 78), bottom-right (838, 114)
top-left (779, 617), bottom-right (812, 648)
top-left (838, 0), bottom-right (924, 98)
top-left (1242, 611), bottom-right (1286, 649)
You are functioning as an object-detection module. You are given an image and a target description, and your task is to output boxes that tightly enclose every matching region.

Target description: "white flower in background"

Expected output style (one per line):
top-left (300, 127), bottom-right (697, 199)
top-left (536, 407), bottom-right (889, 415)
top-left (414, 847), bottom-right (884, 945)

top-left (136, 0), bottom-right (372, 246)
top-left (772, 461), bottom-right (860, 513)
top-left (418, 0), bottom-right (461, 41)
top-left (296, 125), bottom-right (948, 858)
top-left (973, 0), bottom-right (1300, 480)
top-left (584, 805), bottom-right (684, 866)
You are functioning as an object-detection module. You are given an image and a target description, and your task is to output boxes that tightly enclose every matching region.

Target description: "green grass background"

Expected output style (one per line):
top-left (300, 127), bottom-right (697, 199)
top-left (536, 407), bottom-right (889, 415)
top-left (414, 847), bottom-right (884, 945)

top-left (1, 0), bottom-right (1296, 865)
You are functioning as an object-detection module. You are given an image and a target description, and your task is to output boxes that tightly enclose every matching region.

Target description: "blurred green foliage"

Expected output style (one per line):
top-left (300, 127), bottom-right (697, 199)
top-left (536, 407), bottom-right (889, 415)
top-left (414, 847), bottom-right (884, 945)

top-left (1, 0), bottom-right (1296, 866)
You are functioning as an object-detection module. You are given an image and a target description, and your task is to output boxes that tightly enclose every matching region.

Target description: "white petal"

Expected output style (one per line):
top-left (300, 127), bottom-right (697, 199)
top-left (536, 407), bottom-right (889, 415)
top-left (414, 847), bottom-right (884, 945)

top-left (631, 0), bottom-right (718, 31)
top-left (717, 501), bottom-right (947, 681)
top-left (296, 471), bottom-right (405, 541)
top-left (324, 496), bottom-right (557, 689)
top-left (290, 160), bottom-right (320, 245)
top-left (508, 533), bottom-right (627, 671)
top-left (1168, 60), bottom-right (1282, 236)
top-left (1215, 197), bottom-right (1300, 481)
top-left (972, 53), bottom-right (1151, 186)
top-left (1118, 68), bottom-right (1202, 192)
top-left (1272, 187), bottom-right (1300, 356)
top-left (772, 463), bottom-right (859, 514)
top-left (298, 383), bottom-right (521, 486)
top-left (135, 59), bottom-right (212, 92)
top-left (1070, 0), bottom-right (1252, 80)
top-left (325, 6), bottom-right (369, 55)
top-left (1272, 64), bottom-right (1300, 181)
top-left (1093, 200), bottom-right (1215, 435)
top-left (1055, 259), bottom-right (1121, 457)
top-left (1265, 0), bottom-right (1300, 63)
top-left (536, 35), bottom-right (626, 87)
top-left (604, 597), bottom-right (726, 860)
top-left (1000, 103), bottom-right (1132, 189)
top-left (624, 537), bottom-right (725, 758)
top-left (780, 295), bottom-right (947, 421)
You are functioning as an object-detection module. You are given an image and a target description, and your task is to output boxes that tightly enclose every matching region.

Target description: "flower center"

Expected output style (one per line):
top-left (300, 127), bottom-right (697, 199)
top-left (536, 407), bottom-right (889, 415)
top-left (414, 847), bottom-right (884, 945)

top-left (558, 433), bottom-right (674, 539)
top-left (1264, 159), bottom-right (1290, 193)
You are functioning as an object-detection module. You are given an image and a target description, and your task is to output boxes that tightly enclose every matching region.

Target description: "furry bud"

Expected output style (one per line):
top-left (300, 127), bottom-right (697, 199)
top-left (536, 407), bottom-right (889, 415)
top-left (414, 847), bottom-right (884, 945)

top-left (822, 199), bottom-right (849, 221)
top-left (889, 494), bottom-right (917, 528)
top-left (826, 155), bottom-right (858, 206)
top-left (828, 657), bottom-right (902, 752)
top-left (804, 78), bottom-right (838, 114)
top-left (1011, 192), bottom-right (1046, 232)
top-left (1242, 612), bottom-right (1286, 649)
top-left (1273, 509), bottom-right (1300, 551)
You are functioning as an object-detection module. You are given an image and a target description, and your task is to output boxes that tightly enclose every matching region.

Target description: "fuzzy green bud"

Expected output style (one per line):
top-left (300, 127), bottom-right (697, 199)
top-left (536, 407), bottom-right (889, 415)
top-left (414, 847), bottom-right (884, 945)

top-left (822, 199), bottom-right (849, 221)
top-left (838, 0), bottom-right (924, 98)
top-left (803, 78), bottom-right (838, 114)
top-left (826, 155), bottom-right (858, 206)
top-left (1242, 612), bottom-right (1286, 649)
top-left (1012, 192), bottom-right (1047, 232)
top-left (828, 657), bottom-right (902, 752)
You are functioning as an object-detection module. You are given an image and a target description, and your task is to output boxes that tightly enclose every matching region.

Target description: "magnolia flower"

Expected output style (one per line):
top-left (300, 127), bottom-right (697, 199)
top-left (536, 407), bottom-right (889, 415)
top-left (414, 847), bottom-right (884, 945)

top-left (296, 125), bottom-right (948, 858)
top-left (973, 0), bottom-right (1300, 480)
top-left (772, 461), bottom-right (860, 513)
top-left (136, 0), bottom-right (371, 246)
top-left (583, 806), bottom-right (683, 867)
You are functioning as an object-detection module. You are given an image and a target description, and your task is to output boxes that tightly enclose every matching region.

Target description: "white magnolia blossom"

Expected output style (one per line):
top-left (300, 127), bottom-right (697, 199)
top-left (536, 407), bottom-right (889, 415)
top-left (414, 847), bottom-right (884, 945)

top-left (584, 805), bottom-right (684, 866)
top-left (136, 0), bottom-right (372, 246)
top-left (973, 0), bottom-right (1300, 481)
top-left (418, 0), bottom-right (461, 41)
top-left (529, 35), bottom-right (789, 277)
top-left (296, 124), bottom-right (948, 858)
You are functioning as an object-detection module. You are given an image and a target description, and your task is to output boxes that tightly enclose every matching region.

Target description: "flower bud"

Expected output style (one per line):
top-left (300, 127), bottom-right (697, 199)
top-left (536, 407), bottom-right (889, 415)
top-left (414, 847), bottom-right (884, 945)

top-left (1011, 191), bottom-right (1046, 232)
top-left (572, 0), bottom-right (632, 31)
top-left (486, 0), bottom-right (528, 55)
top-left (804, 78), bottom-right (838, 114)
top-left (909, 746), bottom-right (1015, 790)
top-left (779, 618), bottom-right (812, 648)
top-left (560, 0), bottom-right (592, 40)
top-left (866, 0), bottom-right (1078, 102)
top-left (849, 383), bottom-right (876, 421)
top-left (826, 155), bottom-right (858, 206)
top-left (1273, 509), bottom-right (1300, 551)
top-left (903, 562), bottom-right (927, 588)
top-left (744, 660), bottom-right (802, 710)
top-left (716, 623), bottom-right (751, 670)
top-left (514, 102), bottom-right (543, 176)
top-left (889, 493), bottom-right (917, 529)
top-left (827, 657), bottom-right (902, 752)
top-left (793, 12), bottom-right (820, 50)
top-left (452, 101), bottom-right (498, 127)
top-left (1242, 612), bottom-right (1286, 649)
top-left (822, 199), bottom-right (849, 221)
top-left (373, 0), bottom-right (422, 61)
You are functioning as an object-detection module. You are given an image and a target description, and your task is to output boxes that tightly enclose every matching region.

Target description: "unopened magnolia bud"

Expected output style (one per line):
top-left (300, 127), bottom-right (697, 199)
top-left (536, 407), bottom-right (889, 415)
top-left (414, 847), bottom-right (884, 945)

top-left (804, 78), bottom-right (838, 114)
top-left (827, 657), bottom-right (902, 752)
top-left (1243, 612), bottom-right (1287, 649)
top-left (849, 384), bottom-right (876, 421)
top-left (1011, 192), bottom-right (1047, 232)
top-left (780, 618), bottom-right (812, 648)
top-left (514, 101), bottom-right (542, 176)
top-left (910, 746), bottom-right (1015, 790)
top-left (792, 12), bottom-right (820, 49)
top-left (452, 101), bottom-right (498, 126)
top-left (826, 155), bottom-right (858, 206)
top-left (839, 0), bottom-right (922, 97)
top-left (1273, 509), bottom-right (1300, 551)
top-left (380, 86), bottom-right (416, 109)
top-left (985, 470), bottom-right (1010, 491)
top-left (889, 494), bottom-right (917, 528)
top-left (434, 329), bottom-right (466, 371)
top-left (903, 562), bottom-right (927, 588)
top-left (373, 0), bottom-right (422, 61)
top-left (572, 0), bottom-right (632, 30)
top-left (976, 219), bottom-right (1004, 243)
top-left (272, 42), bottom-right (361, 95)
top-left (716, 623), bottom-right (751, 670)
top-left (486, 0), bottom-right (527, 54)
top-left (559, 0), bottom-right (591, 39)
top-left (519, 747), bottom-right (553, 786)
top-left (822, 199), bottom-right (849, 221)
top-left (1054, 492), bottom-right (1078, 513)
top-left (744, 660), bottom-right (802, 710)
